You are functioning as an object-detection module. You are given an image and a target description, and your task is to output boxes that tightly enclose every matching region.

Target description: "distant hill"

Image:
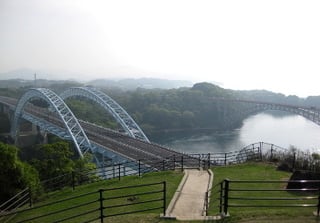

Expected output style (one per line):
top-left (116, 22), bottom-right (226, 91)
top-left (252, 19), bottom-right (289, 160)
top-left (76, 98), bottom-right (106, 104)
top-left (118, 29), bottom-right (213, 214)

top-left (0, 69), bottom-right (194, 90)
top-left (86, 78), bottom-right (194, 90)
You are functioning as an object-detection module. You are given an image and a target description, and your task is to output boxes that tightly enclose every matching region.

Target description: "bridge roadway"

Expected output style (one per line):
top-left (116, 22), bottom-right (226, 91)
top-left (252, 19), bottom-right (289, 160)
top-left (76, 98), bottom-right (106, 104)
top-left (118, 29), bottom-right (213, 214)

top-left (0, 96), bottom-right (191, 169)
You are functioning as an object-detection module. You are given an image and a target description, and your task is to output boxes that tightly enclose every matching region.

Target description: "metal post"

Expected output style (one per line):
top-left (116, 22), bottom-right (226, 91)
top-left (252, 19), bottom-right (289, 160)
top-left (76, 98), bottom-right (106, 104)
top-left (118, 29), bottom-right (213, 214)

top-left (181, 156), bottom-right (184, 172)
top-left (72, 171), bottom-right (75, 191)
top-left (112, 164), bottom-right (115, 179)
top-left (317, 189), bottom-right (320, 216)
top-left (28, 187), bottom-right (32, 207)
top-left (173, 155), bottom-right (176, 170)
top-left (162, 160), bottom-right (165, 171)
top-left (205, 191), bottom-right (209, 216)
top-left (223, 179), bottom-right (230, 215)
top-left (163, 181), bottom-right (167, 216)
top-left (259, 142), bottom-right (263, 160)
top-left (219, 182), bottom-right (223, 213)
top-left (270, 146), bottom-right (273, 161)
top-left (208, 153), bottom-right (211, 169)
top-left (224, 153), bottom-right (227, 166)
top-left (99, 189), bottom-right (104, 223)
top-left (123, 166), bottom-right (126, 177)
top-left (292, 152), bottom-right (296, 170)
top-left (118, 164), bottom-right (121, 180)
top-left (138, 160), bottom-right (141, 177)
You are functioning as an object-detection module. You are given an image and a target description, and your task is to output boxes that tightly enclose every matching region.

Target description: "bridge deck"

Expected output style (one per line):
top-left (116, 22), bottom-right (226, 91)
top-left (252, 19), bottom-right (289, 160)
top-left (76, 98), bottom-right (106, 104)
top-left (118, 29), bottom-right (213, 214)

top-left (0, 96), bottom-right (194, 169)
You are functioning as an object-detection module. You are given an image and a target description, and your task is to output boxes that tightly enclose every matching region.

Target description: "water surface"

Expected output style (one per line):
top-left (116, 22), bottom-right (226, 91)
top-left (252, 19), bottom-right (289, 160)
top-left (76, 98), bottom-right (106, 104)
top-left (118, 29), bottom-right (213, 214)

top-left (158, 111), bottom-right (320, 154)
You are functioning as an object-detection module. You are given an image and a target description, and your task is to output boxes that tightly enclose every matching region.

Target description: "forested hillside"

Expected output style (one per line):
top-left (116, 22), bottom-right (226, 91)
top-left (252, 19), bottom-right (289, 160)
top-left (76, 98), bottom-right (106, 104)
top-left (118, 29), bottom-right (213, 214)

top-left (1, 80), bottom-right (320, 139)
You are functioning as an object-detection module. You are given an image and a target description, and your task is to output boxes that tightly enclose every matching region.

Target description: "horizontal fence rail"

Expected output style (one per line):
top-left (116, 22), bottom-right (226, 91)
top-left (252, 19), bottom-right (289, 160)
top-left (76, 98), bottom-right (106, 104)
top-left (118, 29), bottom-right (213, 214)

top-left (212, 179), bottom-right (320, 217)
top-left (101, 181), bottom-right (166, 219)
top-left (2, 141), bottom-right (320, 221)
top-left (0, 181), bottom-right (166, 223)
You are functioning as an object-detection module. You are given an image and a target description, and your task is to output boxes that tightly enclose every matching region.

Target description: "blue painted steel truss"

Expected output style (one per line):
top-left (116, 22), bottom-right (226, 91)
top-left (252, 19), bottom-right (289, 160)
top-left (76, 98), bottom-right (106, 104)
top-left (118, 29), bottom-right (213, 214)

top-left (60, 87), bottom-right (150, 142)
top-left (11, 88), bottom-right (92, 157)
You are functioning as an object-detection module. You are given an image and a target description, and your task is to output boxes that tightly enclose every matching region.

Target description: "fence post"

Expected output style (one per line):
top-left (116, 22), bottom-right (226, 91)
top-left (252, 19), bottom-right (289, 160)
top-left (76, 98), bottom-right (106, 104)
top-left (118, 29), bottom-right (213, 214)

top-left (118, 164), bottom-right (121, 180)
top-left (162, 160), bottom-right (165, 171)
top-left (138, 160), bottom-right (141, 177)
top-left (123, 166), bottom-right (126, 177)
top-left (113, 164), bottom-right (115, 179)
top-left (71, 171), bottom-right (75, 191)
top-left (173, 155), bottom-right (176, 170)
top-left (270, 146), bottom-right (273, 161)
top-left (28, 187), bottom-right (32, 207)
top-left (223, 179), bottom-right (230, 216)
top-left (219, 182), bottom-right (223, 213)
top-left (259, 142), bottom-right (263, 160)
top-left (99, 189), bottom-right (104, 223)
top-left (163, 181), bottom-right (167, 216)
top-left (292, 152), bottom-right (296, 170)
top-left (181, 156), bottom-right (184, 172)
top-left (317, 189), bottom-right (320, 216)
top-left (205, 191), bottom-right (209, 216)
top-left (224, 153), bottom-right (227, 166)
top-left (208, 153), bottom-right (211, 169)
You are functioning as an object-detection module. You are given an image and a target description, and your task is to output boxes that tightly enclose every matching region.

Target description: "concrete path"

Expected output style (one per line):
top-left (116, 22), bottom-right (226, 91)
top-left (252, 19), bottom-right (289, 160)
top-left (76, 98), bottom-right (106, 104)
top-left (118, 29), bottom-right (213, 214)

top-left (165, 169), bottom-right (215, 220)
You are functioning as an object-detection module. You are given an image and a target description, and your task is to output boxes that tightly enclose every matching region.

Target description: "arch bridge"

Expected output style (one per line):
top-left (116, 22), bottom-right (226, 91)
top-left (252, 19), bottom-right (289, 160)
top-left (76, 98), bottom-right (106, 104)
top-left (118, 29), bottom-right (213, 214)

top-left (213, 98), bottom-right (320, 128)
top-left (60, 86), bottom-right (149, 142)
top-left (0, 88), bottom-right (187, 169)
top-left (1, 89), bottom-right (320, 169)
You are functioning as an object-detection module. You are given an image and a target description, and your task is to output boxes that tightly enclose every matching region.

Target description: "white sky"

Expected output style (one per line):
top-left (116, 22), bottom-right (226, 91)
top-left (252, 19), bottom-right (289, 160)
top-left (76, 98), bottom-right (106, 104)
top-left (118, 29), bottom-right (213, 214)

top-left (0, 0), bottom-right (319, 97)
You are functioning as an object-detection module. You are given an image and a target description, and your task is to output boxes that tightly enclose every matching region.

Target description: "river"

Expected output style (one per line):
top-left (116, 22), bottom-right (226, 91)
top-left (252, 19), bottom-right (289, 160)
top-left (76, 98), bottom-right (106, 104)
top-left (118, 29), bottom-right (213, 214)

top-left (157, 111), bottom-right (320, 154)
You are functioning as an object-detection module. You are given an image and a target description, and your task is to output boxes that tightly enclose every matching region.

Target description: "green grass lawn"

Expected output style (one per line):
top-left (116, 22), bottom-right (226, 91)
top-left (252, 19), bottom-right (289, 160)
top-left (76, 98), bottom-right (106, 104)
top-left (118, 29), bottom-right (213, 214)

top-left (6, 163), bottom-right (320, 223)
top-left (9, 171), bottom-right (184, 223)
top-left (209, 162), bottom-right (320, 223)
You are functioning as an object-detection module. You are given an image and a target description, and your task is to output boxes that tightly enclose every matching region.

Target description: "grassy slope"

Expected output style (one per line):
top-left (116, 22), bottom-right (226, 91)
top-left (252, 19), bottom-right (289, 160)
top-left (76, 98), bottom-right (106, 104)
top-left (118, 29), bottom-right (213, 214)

top-left (12, 171), bottom-right (184, 223)
top-left (11, 163), bottom-right (320, 223)
top-left (210, 162), bottom-right (320, 223)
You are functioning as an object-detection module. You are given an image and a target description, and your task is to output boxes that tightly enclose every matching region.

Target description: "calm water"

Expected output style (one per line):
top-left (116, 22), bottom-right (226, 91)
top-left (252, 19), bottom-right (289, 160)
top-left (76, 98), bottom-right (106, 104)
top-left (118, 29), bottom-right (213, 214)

top-left (158, 111), bottom-right (320, 154)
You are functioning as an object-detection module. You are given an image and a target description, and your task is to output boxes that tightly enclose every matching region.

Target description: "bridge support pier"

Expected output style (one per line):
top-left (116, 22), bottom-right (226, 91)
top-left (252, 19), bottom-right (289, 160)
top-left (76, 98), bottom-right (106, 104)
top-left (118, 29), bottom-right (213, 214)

top-left (36, 128), bottom-right (48, 144)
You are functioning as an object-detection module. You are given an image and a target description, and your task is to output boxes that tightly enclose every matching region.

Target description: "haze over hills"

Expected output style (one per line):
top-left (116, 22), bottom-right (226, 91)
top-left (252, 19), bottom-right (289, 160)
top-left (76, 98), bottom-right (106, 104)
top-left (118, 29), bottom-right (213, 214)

top-left (1, 69), bottom-right (320, 108)
top-left (0, 69), bottom-right (194, 90)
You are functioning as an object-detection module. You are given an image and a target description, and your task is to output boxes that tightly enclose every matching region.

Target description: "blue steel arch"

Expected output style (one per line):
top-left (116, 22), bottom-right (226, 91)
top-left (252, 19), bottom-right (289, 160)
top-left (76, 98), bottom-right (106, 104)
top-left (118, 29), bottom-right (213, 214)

top-left (11, 88), bottom-right (92, 157)
top-left (60, 87), bottom-right (150, 142)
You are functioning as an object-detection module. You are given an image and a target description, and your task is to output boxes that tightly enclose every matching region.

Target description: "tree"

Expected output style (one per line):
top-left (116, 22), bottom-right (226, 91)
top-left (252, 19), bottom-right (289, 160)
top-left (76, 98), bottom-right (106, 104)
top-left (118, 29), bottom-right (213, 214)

top-left (29, 141), bottom-right (96, 182)
top-left (29, 142), bottom-right (75, 180)
top-left (0, 143), bottom-right (40, 203)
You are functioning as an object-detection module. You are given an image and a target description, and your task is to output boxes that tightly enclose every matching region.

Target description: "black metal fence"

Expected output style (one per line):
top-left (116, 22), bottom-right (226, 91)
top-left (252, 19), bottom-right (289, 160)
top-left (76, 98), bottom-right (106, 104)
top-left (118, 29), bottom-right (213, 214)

top-left (3, 141), bottom-right (320, 220)
top-left (0, 181), bottom-right (166, 223)
top-left (189, 142), bottom-right (320, 172)
top-left (212, 179), bottom-right (320, 217)
top-left (3, 143), bottom-right (319, 209)
top-left (0, 187), bottom-right (32, 223)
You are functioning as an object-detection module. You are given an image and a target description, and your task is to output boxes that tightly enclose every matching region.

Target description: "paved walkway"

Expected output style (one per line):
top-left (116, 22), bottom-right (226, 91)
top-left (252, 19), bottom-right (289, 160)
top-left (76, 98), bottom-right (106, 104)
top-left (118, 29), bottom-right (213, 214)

top-left (165, 169), bottom-right (215, 220)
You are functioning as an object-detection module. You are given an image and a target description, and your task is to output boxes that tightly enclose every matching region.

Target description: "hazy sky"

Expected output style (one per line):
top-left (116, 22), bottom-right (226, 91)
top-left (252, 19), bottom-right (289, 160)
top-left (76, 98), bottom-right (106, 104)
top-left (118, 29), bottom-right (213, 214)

top-left (0, 0), bottom-right (319, 97)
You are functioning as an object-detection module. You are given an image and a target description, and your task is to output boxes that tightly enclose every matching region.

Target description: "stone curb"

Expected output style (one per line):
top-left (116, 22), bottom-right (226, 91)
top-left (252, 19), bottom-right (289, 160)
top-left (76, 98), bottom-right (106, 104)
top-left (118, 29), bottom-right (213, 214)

top-left (163, 170), bottom-right (189, 218)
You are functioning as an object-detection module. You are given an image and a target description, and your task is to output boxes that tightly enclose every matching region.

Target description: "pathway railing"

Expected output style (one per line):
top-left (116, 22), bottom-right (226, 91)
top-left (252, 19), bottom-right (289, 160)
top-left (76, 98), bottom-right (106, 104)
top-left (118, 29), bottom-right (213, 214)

top-left (188, 142), bottom-right (320, 171)
top-left (2, 142), bottom-right (320, 218)
top-left (0, 181), bottom-right (166, 223)
top-left (212, 179), bottom-right (320, 217)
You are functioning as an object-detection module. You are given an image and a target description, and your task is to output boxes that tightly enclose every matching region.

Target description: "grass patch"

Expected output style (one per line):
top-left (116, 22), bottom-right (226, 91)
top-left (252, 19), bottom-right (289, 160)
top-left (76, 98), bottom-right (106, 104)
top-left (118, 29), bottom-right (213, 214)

top-left (9, 171), bottom-right (184, 223)
top-left (209, 162), bottom-right (320, 222)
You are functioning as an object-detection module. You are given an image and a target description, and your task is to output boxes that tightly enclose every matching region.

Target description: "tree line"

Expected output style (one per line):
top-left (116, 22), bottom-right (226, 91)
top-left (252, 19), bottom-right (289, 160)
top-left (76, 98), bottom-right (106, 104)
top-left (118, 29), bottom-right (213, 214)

top-left (2, 81), bottom-right (320, 140)
top-left (0, 141), bottom-right (94, 203)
